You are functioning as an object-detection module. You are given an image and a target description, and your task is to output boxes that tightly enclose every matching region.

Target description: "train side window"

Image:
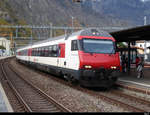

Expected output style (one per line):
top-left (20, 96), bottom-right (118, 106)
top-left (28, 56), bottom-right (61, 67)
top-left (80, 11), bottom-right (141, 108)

top-left (31, 48), bottom-right (35, 56)
top-left (42, 47), bottom-right (45, 56)
top-left (41, 48), bottom-right (43, 56)
top-left (47, 47), bottom-right (50, 57)
top-left (35, 48), bottom-right (37, 56)
top-left (32, 49), bottom-right (34, 56)
top-left (23, 50), bottom-right (25, 56)
top-left (52, 45), bottom-right (57, 57)
top-left (71, 40), bottom-right (78, 51)
top-left (38, 48), bottom-right (40, 56)
top-left (34, 48), bottom-right (36, 56)
top-left (43, 47), bottom-right (45, 57)
top-left (26, 50), bottom-right (28, 56)
top-left (39, 47), bottom-right (42, 56)
top-left (36, 48), bottom-right (38, 56)
top-left (35, 49), bottom-right (36, 56)
top-left (45, 47), bottom-right (48, 57)
top-left (37, 48), bottom-right (39, 56)
top-left (44, 47), bottom-right (48, 57)
top-left (58, 46), bottom-right (61, 57)
top-left (39, 48), bottom-right (41, 56)
top-left (49, 46), bottom-right (52, 57)
top-left (32, 49), bottom-right (35, 56)
top-left (56, 45), bottom-right (59, 57)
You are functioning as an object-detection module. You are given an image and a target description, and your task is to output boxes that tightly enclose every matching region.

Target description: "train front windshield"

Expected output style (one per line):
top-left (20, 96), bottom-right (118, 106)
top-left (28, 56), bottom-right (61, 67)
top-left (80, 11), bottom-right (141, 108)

top-left (82, 39), bottom-right (115, 54)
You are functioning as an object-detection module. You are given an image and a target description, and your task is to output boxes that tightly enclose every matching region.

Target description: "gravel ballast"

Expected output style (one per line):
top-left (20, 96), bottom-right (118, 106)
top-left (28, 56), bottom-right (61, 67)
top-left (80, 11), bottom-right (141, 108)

top-left (10, 59), bottom-right (128, 112)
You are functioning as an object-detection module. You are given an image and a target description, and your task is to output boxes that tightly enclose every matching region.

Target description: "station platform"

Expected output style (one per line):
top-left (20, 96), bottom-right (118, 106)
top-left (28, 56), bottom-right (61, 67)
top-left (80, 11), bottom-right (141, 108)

top-left (0, 83), bottom-right (13, 112)
top-left (0, 56), bottom-right (12, 60)
top-left (0, 56), bottom-right (13, 112)
top-left (118, 65), bottom-right (150, 90)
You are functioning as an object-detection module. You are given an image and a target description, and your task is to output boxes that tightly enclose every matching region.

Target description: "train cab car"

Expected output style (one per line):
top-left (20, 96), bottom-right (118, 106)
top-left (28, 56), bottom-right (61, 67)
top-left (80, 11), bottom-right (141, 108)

top-left (65, 29), bottom-right (121, 87)
top-left (16, 28), bottom-right (121, 88)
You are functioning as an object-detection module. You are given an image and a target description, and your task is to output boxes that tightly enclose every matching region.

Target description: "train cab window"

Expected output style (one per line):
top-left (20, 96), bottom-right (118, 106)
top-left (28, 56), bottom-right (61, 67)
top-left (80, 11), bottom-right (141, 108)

top-left (82, 39), bottom-right (115, 54)
top-left (71, 40), bottom-right (78, 51)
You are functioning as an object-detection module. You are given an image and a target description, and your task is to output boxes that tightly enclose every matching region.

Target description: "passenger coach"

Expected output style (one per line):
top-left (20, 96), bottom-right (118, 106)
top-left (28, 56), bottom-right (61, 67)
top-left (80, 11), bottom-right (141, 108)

top-left (16, 28), bottom-right (121, 88)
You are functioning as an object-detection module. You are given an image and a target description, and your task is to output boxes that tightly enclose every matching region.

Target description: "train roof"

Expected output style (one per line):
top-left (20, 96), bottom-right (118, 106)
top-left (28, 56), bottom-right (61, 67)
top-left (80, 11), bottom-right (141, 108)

top-left (17, 28), bottom-right (112, 51)
top-left (71, 28), bottom-right (112, 37)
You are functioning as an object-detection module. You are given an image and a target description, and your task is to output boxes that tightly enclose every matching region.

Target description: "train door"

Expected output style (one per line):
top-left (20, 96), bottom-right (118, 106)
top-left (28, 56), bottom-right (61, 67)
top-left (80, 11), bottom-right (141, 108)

top-left (65, 39), bottom-right (79, 70)
top-left (28, 48), bottom-right (32, 62)
top-left (58, 43), bottom-right (65, 68)
top-left (69, 40), bottom-right (80, 70)
top-left (65, 39), bottom-right (71, 69)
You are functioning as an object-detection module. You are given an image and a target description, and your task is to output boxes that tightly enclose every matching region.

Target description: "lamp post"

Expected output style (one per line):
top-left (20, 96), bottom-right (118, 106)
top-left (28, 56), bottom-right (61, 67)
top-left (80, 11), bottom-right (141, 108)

top-left (29, 0), bottom-right (33, 45)
top-left (144, 16), bottom-right (147, 61)
top-left (72, 16), bottom-right (74, 33)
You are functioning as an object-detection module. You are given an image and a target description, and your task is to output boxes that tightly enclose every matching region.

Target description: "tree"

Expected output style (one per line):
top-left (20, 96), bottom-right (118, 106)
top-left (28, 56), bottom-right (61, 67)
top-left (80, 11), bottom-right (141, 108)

top-left (0, 45), bottom-right (6, 49)
top-left (0, 19), bottom-right (12, 34)
top-left (117, 42), bottom-right (127, 48)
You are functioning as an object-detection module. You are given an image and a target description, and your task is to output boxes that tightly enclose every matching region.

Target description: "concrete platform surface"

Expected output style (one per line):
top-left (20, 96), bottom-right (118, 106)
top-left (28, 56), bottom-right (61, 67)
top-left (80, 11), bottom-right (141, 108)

top-left (0, 83), bottom-right (13, 112)
top-left (118, 67), bottom-right (150, 89)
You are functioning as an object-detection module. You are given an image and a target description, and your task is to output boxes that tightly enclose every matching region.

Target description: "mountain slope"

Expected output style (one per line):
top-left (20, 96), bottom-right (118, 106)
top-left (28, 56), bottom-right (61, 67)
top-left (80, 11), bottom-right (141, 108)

top-left (0, 0), bottom-right (131, 27)
top-left (90, 0), bottom-right (150, 25)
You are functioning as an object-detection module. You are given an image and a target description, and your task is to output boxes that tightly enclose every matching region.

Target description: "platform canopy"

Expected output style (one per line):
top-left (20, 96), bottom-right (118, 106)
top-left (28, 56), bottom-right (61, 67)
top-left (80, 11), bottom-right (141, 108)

top-left (110, 25), bottom-right (150, 42)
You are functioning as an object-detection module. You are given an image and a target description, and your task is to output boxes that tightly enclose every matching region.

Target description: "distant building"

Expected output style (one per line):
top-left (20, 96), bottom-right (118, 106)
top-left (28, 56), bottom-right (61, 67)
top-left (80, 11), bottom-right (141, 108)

top-left (0, 37), bottom-right (11, 56)
top-left (0, 11), bottom-right (10, 20)
top-left (136, 40), bottom-right (150, 54)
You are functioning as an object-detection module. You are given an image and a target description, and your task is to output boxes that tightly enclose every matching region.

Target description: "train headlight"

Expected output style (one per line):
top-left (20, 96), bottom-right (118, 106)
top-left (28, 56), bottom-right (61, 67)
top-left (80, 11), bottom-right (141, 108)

top-left (111, 66), bottom-right (117, 69)
top-left (84, 65), bottom-right (92, 69)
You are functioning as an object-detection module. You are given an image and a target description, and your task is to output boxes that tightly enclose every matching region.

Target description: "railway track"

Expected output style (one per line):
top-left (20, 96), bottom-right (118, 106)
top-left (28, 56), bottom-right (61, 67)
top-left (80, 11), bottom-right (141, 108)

top-left (8, 57), bottom-right (150, 112)
top-left (77, 87), bottom-right (147, 112)
top-left (0, 58), bottom-right (71, 112)
top-left (0, 59), bottom-right (25, 112)
top-left (116, 82), bottom-right (150, 95)
top-left (25, 62), bottom-right (149, 112)
top-left (22, 62), bottom-right (148, 112)
top-left (110, 90), bottom-right (150, 110)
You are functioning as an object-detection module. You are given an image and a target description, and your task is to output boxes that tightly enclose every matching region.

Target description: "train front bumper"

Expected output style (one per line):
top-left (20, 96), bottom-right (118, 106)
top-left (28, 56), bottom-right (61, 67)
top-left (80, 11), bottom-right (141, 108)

top-left (79, 68), bottom-right (120, 87)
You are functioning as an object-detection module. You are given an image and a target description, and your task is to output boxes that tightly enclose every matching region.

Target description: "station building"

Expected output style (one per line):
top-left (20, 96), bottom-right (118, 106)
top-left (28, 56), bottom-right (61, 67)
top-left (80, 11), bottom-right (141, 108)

top-left (0, 37), bottom-right (11, 56)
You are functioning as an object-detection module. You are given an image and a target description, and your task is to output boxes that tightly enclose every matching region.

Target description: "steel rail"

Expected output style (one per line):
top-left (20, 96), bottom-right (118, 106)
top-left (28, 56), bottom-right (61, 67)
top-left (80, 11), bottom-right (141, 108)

top-left (8, 62), bottom-right (72, 113)
top-left (0, 62), bottom-right (32, 112)
top-left (111, 90), bottom-right (150, 106)
top-left (16, 58), bottom-right (145, 112)
top-left (80, 88), bottom-right (146, 112)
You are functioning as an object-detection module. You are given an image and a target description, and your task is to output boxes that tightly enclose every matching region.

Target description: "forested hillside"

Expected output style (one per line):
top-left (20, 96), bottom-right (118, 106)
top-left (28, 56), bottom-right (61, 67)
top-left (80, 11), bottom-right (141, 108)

top-left (0, 0), bottom-right (131, 27)
top-left (89, 0), bottom-right (150, 25)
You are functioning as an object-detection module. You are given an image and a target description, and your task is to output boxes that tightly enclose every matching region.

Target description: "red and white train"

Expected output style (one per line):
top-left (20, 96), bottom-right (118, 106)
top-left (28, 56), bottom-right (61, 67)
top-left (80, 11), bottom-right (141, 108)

top-left (16, 28), bottom-right (121, 88)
